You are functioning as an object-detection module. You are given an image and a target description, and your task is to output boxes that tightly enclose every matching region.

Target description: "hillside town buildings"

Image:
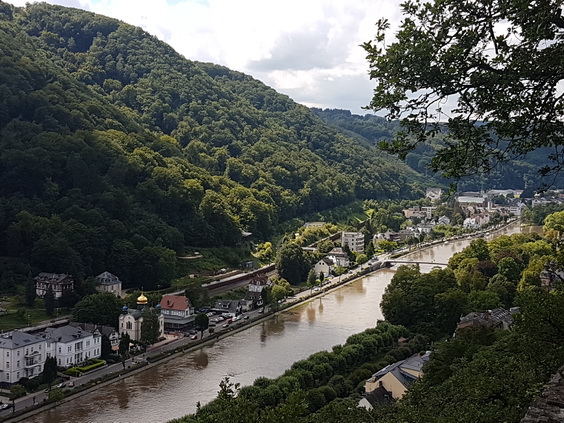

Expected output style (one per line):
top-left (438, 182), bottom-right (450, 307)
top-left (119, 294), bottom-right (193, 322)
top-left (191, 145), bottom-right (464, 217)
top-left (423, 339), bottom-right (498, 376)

top-left (34, 273), bottom-right (74, 299)
top-left (95, 271), bottom-right (123, 297)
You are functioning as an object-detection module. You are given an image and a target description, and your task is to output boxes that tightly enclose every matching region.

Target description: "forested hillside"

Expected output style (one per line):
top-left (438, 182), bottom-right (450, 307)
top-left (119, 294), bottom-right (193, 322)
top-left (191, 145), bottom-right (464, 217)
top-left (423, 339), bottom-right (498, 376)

top-left (312, 108), bottom-right (564, 191)
top-left (0, 1), bottom-right (426, 292)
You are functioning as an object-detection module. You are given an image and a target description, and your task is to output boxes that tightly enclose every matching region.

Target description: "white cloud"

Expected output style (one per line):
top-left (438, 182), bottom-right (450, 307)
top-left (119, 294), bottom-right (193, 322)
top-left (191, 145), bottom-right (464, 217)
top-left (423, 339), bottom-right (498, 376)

top-left (7, 0), bottom-right (404, 114)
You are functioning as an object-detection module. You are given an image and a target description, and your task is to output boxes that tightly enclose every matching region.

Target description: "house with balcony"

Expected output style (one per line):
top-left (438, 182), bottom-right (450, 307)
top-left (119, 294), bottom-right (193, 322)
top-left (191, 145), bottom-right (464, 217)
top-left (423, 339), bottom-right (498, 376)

top-left (42, 325), bottom-right (101, 368)
top-left (159, 294), bottom-right (195, 331)
top-left (342, 231), bottom-right (365, 253)
top-left (0, 331), bottom-right (46, 386)
top-left (34, 273), bottom-right (74, 299)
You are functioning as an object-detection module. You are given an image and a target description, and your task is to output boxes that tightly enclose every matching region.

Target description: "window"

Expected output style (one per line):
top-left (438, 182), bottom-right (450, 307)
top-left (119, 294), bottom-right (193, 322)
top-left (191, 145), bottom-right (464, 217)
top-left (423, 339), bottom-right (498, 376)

top-left (58, 347), bottom-right (61, 354)
top-left (126, 321), bottom-right (132, 330)
top-left (68, 346), bottom-right (71, 353)
top-left (6, 352), bottom-right (8, 357)
top-left (16, 372), bottom-right (19, 379)
top-left (16, 361), bottom-right (19, 367)
top-left (5, 362), bottom-right (8, 368)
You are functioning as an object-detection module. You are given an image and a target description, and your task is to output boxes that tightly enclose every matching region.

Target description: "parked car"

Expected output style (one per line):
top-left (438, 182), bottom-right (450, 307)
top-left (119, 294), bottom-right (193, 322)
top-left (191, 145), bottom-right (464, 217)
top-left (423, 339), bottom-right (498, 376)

top-left (222, 323), bottom-right (229, 328)
top-left (68, 381), bottom-right (75, 387)
top-left (190, 334), bottom-right (198, 340)
top-left (0, 403), bottom-right (12, 410)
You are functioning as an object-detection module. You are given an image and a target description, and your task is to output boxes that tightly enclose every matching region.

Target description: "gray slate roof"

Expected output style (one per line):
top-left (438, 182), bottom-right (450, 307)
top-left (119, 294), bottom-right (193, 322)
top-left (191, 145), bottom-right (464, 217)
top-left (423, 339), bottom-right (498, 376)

top-left (372, 351), bottom-right (431, 388)
top-left (95, 271), bottom-right (121, 285)
top-left (0, 331), bottom-right (44, 349)
top-left (42, 325), bottom-right (94, 343)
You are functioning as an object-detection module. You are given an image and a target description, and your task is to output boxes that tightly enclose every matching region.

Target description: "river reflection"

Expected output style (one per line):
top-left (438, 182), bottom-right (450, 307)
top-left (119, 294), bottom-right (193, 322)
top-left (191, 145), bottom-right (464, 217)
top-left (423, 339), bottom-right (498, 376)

top-left (28, 222), bottom-right (538, 423)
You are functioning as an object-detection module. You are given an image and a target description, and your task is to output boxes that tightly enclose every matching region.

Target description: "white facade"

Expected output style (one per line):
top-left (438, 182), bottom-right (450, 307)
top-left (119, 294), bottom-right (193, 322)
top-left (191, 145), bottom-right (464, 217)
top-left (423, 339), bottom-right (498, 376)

top-left (342, 231), bottom-right (365, 253)
top-left (43, 325), bottom-right (101, 367)
top-left (314, 257), bottom-right (333, 277)
top-left (119, 308), bottom-right (164, 342)
top-left (327, 247), bottom-right (350, 268)
top-left (0, 331), bottom-right (45, 385)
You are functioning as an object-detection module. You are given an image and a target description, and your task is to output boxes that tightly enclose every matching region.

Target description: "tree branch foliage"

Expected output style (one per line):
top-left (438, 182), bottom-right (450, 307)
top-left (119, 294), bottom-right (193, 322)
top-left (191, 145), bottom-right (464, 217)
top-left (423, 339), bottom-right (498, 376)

top-left (364, 0), bottom-right (564, 181)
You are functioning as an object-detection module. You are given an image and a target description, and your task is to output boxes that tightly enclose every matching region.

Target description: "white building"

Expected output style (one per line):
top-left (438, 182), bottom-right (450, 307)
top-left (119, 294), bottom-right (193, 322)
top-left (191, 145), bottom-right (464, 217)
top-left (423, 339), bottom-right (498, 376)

top-left (95, 271), bottom-right (123, 297)
top-left (119, 294), bottom-right (164, 342)
top-left (314, 257), bottom-right (334, 277)
top-left (327, 247), bottom-right (350, 268)
top-left (0, 331), bottom-right (46, 385)
top-left (342, 231), bottom-right (365, 253)
top-left (34, 273), bottom-right (74, 299)
top-left (42, 325), bottom-right (101, 367)
top-left (159, 295), bottom-right (195, 331)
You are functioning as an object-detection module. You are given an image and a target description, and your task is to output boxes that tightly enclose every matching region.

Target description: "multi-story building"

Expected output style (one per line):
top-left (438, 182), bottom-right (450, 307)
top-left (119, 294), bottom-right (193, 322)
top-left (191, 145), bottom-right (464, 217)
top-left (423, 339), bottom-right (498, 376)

top-left (341, 231), bottom-right (365, 253)
top-left (95, 271), bottom-right (123, 297)
top-left (159, 295), bottom-right (195, 331)
top-left (34, 273), bottom-right (74, 299)
top-left (0, 331), bottom-right (46, 386)
top-left (42, 325), bottom-right (101, 367)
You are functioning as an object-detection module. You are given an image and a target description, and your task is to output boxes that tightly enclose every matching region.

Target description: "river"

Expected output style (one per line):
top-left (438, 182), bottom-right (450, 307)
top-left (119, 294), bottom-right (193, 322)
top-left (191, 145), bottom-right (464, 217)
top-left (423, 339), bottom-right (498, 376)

top-left (28, 222), bottom-right (540, 423)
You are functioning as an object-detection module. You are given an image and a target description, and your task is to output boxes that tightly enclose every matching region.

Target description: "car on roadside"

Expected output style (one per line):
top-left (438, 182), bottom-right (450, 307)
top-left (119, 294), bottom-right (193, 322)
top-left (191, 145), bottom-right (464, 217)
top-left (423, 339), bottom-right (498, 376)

top-left (68, 381), bottom-right (75, 387)
top-left (0, 403), bottom-right (12, 410)
top-left (190, 334), bottom-right (198, 340)
top-left (222, 323), bottom-right (229, 328)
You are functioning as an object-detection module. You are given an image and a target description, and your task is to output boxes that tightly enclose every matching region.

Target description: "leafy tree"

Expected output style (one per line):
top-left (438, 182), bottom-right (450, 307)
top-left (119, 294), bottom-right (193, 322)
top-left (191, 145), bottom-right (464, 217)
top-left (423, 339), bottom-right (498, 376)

top-left (48, 387), bottom-right (65, 403)
top-left (376, 239), bottom-right (398, 253)
top-left (276, 243), bottom-right (310, 285)
top-left (467, 290), bottom-right (501, 312)
top-left (544, 210), bottom-right (564, 241)
top-left (25, 275), bottom-right (36, 307)
top-left (101, 334), bottom-right (112, 358)
top-left (9, 384), bottom-right (26, 401)
top-left (42, 356), bottom-right (58, 386)
top-left (44, 286), bottom-right (56, 316)
top-left (307, 269), bottom-right (317, 292)
top-left (118, 333), bottom-right (131, 368)
top-left (271, 285), bottom-right (287, 304)
top-left (72, 293), bottom-right (123, 327)
top-left (194, 313), bottom-right (209, 339)
top-left (364, 0), bottom-right (564, 181)
top-left (141, 308), bottom-right (161, 344)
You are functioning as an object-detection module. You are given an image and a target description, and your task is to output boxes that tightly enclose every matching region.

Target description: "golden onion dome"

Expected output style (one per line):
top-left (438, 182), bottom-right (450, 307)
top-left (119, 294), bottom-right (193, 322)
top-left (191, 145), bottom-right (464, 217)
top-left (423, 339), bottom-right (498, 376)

top-left (137, 293), bottom-right (148, 305)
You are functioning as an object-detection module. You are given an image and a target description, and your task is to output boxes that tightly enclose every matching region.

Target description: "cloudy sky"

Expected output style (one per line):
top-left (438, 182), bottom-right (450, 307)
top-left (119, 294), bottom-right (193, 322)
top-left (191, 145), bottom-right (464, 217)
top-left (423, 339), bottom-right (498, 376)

top-left (7, 0), bottom-right (404, 115)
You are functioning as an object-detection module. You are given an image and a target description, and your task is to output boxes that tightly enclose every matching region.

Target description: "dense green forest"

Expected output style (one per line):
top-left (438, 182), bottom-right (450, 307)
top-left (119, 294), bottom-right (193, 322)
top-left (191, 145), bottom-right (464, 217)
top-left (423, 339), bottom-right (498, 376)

top-left (312, 108), bottom-right (564, 191)
top-left (0, 1), bottom-right (428, 292)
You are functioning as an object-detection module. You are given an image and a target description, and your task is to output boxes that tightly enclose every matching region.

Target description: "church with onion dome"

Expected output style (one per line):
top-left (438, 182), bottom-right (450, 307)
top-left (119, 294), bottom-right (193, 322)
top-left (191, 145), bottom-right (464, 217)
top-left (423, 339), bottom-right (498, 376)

top-left (118, 292), bottom-right (164, 342)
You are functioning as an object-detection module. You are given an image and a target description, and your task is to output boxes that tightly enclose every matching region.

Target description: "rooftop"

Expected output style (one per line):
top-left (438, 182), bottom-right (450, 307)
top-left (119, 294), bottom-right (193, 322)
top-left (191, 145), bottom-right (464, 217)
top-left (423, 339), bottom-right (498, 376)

top-left (0, 331), bottom-right (45, 349)
top-left (160, 295), bottom-right (191, 311)
top-left (42, 325), bottom-right (95, 343)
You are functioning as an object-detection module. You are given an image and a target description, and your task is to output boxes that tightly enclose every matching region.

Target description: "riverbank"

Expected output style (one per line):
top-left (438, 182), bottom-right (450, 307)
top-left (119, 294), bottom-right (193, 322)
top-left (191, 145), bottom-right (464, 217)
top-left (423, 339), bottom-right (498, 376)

top-left (5, 219), bottom-right (524, 423)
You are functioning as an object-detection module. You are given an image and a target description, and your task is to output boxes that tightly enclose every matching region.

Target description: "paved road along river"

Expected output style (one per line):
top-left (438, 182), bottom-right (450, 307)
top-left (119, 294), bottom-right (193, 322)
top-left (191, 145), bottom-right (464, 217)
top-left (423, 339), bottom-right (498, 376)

top-left (28, 222), bottom-right (539, 423)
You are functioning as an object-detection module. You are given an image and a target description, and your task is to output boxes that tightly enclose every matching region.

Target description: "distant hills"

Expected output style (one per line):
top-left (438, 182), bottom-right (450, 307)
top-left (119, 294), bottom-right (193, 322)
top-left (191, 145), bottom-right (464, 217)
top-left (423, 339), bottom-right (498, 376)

top-left (0, 1), bottom-right (426, 290)
top-left (312, 108), bottom-right (563, 192)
